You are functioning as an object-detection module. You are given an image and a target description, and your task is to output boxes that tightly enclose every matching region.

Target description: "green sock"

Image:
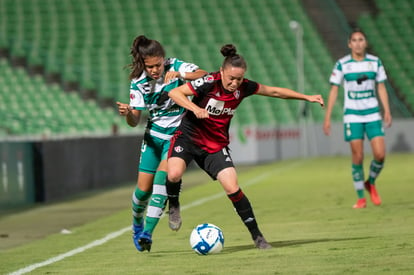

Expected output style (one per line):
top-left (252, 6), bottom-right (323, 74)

top-left (352, 163), bottom-right (365, 199)
top-left (132, 187), bottom-right (151, 226)
top-left (144, 171), bottom-right (168, 235)
top-left (368, 160), bottom-right (384, 185)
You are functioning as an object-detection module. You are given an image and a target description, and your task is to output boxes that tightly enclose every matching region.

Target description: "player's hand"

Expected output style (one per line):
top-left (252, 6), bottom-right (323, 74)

top-left (384, 112), bottom-right (392, 128)
top-left (164, 71), bottom-right (181, 84)
top-left (308, 94), bottom-right (324, 107)
top-left (323, 120), bottom-right (331, 136)
top-left (193, 108), bottom-right (209, 119)
top-left (116, 101), bottom-right (132, 116)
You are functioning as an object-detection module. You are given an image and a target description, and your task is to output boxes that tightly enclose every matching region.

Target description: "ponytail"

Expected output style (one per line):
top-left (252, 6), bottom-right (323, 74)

top-left (220, 44), bottom-right (247, 70)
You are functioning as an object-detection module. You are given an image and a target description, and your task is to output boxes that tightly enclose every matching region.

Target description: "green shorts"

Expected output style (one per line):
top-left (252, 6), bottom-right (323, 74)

top-left (343, 120), bottom-right (384, 142)
top-left (138, 133), bottom-right (171, 174)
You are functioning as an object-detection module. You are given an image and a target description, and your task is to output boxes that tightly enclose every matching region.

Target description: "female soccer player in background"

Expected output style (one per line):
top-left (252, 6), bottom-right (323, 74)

top-left (323, 29), bottom-right (392, 209)
top-left (165, 44), bottom-right (324, 249)
top-left (117, 35), bottom-right (206, 252)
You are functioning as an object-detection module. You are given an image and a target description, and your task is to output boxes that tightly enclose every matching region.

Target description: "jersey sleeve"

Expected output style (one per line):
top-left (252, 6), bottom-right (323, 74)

top-left (187, 74), bottom-right (215, 96)
top-left (376, 58), bottom-right (387, 83)
top-left (169, 57), bottom-right (200, 74)
top-left (129, 82), bottom-right (146, 110)
top-left (329, 61), bottom-right (343, 86)
top-left (243, 79), bottom-right (259, 96)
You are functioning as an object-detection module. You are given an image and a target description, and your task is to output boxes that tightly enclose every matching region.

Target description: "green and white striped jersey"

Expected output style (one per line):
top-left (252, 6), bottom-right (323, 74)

top-left (129, 57), bottom-right (199, 140)
top-left (329, 54), bottom-right (387, 123)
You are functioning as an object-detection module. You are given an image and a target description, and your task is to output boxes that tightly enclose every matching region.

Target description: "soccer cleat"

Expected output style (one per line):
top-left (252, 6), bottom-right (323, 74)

top-left (254, 235), bottom-right (272, 249)
top-left (353, 198), bottom-right (367, 209)
top-left (364, 180), bottom-right (382, 205)
top-left (138, 231), bottom-right (153, 252)
top-left (132, 223), bottom-right (144, 252)
top-left (168, 205), bottom-right (182, 231)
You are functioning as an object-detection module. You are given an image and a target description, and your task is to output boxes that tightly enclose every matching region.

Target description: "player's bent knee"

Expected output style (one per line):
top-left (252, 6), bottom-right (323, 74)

top-left (167, 170), bottom-right (182, 183)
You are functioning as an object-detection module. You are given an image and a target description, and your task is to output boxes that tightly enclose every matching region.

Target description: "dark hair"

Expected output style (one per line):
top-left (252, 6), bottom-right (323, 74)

top-left (128, 35), bottom-right (165, 80)
top-left (220, 44), bottom-right (247, 70)
top-left (348, 28), bottom-right (367, 41)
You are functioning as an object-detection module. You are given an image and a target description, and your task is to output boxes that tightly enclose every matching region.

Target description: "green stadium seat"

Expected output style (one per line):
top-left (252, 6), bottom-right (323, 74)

top-left (356, 0), bottom-right (414, 113)
top-left (0, 56), bottom-right (124, 136)
top-left (0, 0), bottom-right (343, 135)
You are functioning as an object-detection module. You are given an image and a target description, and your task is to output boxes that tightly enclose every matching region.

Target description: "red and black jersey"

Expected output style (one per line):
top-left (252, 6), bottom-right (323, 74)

top-left (177, 71), bottom-right (259, 153)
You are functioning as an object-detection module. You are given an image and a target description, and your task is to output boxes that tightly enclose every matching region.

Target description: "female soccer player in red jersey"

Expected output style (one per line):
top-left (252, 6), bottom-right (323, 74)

top-left (165, 44), bottom-right (324, 249)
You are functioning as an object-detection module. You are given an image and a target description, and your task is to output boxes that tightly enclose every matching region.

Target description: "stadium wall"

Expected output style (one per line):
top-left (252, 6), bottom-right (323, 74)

top-left (33, 135), bottom-right (142, 202)
top-left (0, 135), bottom-right (142, 207)
top-left (1, 119), bottom-right (412, 207)
top-left (229, 119), bottom-right (414, 164)
top-left (0, 142), bottom-right (35, 208)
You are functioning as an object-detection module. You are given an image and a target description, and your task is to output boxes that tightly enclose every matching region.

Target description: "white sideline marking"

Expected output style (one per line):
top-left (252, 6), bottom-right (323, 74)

top-left (7, 227), bottom-right (131, 275)
top-left (8, 161), bottom-right (302, 275)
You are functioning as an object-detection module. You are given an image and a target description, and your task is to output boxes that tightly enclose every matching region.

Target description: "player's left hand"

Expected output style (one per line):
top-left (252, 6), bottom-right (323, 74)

top-left (384, 111), bottom-right (392, 128)
top-left (164, 71), bottom-right (181, 83)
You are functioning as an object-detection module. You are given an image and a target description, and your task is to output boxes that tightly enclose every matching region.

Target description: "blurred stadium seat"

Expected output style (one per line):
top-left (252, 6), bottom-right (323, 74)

top-left (358, 0), bottom-right (414, 113)
top-left (6, 0), bottom-right (398, 136)
top-left (0, 57), bottom-right (132, 136)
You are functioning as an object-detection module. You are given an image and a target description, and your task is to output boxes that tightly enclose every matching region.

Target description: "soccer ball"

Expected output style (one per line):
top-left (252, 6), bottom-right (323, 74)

top-left (190, 223), bottom-right (224, 255)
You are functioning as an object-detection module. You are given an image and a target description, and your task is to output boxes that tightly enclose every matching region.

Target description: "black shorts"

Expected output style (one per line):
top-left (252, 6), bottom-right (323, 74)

top-left (169, 131), bottom-right (234, 180)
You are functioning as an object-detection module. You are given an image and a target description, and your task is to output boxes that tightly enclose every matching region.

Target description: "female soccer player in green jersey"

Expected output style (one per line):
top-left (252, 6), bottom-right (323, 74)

top-left (323, 29), bottom-right (392, 209)
top-left (117, 35), bottom-right (207, 252)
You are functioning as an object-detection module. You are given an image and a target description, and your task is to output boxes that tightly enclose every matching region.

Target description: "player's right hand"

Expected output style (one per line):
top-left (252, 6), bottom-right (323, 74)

top-left (193, 108), bottom-right (209, 119)
top-left (116, 101), bottom-right (132, 116)
top-left (323, 120), bottom-right (331, 136)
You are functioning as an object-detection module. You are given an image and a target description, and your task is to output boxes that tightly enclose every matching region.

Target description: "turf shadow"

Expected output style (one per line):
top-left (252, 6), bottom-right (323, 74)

top-left (149, 236), bottom-right (372, 255)
top-left (222, 236), bottom-right (373, 253)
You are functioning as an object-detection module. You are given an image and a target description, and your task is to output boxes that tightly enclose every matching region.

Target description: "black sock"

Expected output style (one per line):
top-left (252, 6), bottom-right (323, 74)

top-left (228, 188), bottom-right (261, 239)
top-left (166, 179), bottom-right (182, 207)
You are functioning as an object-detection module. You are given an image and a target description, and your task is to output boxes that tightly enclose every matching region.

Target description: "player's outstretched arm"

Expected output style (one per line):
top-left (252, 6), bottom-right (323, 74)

top-left (257, 84), bottom-right (324, 107)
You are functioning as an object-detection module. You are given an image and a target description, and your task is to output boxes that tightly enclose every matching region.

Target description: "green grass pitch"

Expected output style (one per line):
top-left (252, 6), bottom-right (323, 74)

top-left (1, 153), bottom-right (414, 274)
